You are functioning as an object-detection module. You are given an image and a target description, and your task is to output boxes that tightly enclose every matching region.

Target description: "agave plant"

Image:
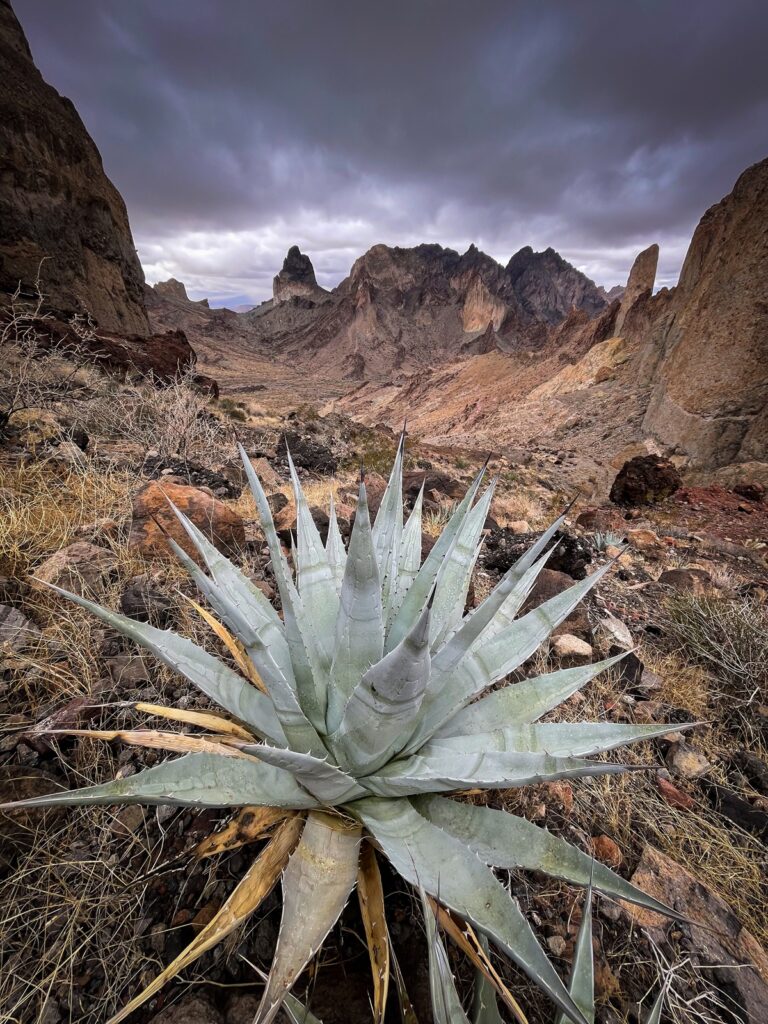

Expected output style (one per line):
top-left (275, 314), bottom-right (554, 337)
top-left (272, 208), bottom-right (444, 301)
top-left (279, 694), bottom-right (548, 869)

top-left (3, 432), bottom-right (683, 1024)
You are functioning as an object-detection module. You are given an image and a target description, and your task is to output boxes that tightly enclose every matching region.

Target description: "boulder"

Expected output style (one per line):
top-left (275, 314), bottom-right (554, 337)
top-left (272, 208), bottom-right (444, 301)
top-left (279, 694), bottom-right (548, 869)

top-left (734, 481), bottom-right (766, 503)
top-left (574, 508), bottom-right (624, 533)
top-left (33, 540), bottom-right (115, 595)
top-left (609, 454), bottom-right (681, 506)
top-left (402, 469), bottom-right (465, 503)
top-left (520, 569), bottom-right (592, 640)
top-left (119, 576), bottom-right (174, 626)
top-left (623, 845), bottom-right (768, 1020)
top-left (657, 567), bottom-right (714, 596)
top-left (129, 480), bottom-right (245, 560)
top-left (0, 604), bottom-right (40, 653)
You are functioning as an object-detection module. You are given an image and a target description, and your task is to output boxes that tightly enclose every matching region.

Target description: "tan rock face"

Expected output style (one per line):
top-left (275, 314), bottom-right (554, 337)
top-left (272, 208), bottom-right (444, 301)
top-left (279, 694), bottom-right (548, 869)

top-left (640, 158), bottom-right (768, 471)
top-left (614, 243), bottom-right (658, 335)
top-left (129, 480), bottom-right (245, 560)
top-left (0, 3), bottom-right (149, 333)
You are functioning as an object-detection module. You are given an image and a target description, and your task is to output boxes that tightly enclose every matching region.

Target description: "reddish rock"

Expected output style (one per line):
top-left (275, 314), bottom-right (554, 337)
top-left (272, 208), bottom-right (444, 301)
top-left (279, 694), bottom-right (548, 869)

top-left (609, 454), bottom-right (681, 506)
top-left (591, 834), bottom-right (623, 869)
top-left (734, 481), bottom-right (766, 503)
top-left (33, 540), bottom-right (116, 596)
top-left (657, 567), bottom-right (715, 596)
top-left (129, 480), bottom-right (245, 560)
top-left (655, 774), bottom-right (695, 810)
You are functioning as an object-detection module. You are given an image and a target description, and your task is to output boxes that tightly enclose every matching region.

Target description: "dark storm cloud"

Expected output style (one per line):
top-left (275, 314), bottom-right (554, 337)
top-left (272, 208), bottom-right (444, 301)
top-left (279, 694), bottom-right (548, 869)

top-left (14, 0), bottom-right (768, 303)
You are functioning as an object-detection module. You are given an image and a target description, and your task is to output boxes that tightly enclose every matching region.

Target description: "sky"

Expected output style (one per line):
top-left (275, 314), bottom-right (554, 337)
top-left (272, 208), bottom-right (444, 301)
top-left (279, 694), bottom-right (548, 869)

top-left (15, 0), bottom-right (768, 307)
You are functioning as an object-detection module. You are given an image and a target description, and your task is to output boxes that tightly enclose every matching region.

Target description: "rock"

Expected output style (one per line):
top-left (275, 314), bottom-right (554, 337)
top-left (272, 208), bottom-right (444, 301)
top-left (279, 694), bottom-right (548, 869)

top-left (402, 469), bottom-right (465, 503)
top-left (547, 935), bottom-right (567, 957)
top-left (639, 159), bottom-right (768, 475)
top-left (625, 527), bottom-right (663, 552)
top-left (575, 508), bottom-right (624, 533)
top-left (551, 633), bottom-right (593, 666)
top-left (591, 834), bottom-right (622, 869)
top-left (274, 503), bottom-right (330, 545)
top-left (33, 541), bottom-right (115, 595)
top-left (0, 766), bottom-right (62, 862)
top-left (655, 773), bottom-right (696, 810)
top-left (666, 743), bottom-right (711, 780)
top-left (598, 612), bottom-right (633, 650)
top-left (226, 994), bottom-right (261, 1023)
top-left (249, 456), bottom-right (281, 490)
top-left (153, 994), bottom-right (223, 1024)
top-left (267, 492), bottom-right (289, 515)
top-left (520, 569), bottom-right (592, 640)
top-left (276, 431), bottom-right (337, 474)
top-left (507, 519), bottom-right (532, 534)
top-left (545, 531), bottom-right (593, 580)
top-left (0, 2), bottom-right (149, 332)
top-left (105, 653), bottom-right (151, 689)
top-left (119, 576), bottom-right (174, 626)
top-left (609, 455), bottom-right (681, 506)
top-left (733, 481), bottom-right (765, 503)
top-left (614, 244), bottom-right (659, 336)
top-left (111, 805), bottom-right (145, 837)
top-left (657, 567), bottom-right (714, 596)
top-left (623, 845), bottom-right (768, 1020)
top-left (273, 245), bottom-right (330, 305)
top-left (129, 480), bottom-right (245, 560)
top-left (252, 579), bottom-right (275, 602)
top-left (703, 782), bottom-right (768, 840)
top-left (0, 604), bottom-right (40, 653)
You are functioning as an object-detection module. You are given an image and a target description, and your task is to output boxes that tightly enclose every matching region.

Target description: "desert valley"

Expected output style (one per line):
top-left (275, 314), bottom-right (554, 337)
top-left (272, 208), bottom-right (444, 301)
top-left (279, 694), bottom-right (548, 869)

top-left (1, 2), bottom-right (767, 1024)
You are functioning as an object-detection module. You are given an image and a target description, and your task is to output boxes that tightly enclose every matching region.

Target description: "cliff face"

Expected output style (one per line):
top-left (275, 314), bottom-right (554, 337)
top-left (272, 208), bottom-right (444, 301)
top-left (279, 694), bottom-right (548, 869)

top-left (0, 0), bottom-right (149, 333)
top-left (639, 158), bottom-right (768, 472)
top-left (273, 246), bottom-right (330, 305)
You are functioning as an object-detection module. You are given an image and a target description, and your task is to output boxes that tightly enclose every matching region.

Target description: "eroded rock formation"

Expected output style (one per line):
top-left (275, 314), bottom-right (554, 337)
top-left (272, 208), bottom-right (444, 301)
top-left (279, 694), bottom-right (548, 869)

top-left (614, 243), bottom-right (658, 335)
top-left (273, 246), bottom-right (330, 305)
top-left (0, 0), bottom-right (149, 333)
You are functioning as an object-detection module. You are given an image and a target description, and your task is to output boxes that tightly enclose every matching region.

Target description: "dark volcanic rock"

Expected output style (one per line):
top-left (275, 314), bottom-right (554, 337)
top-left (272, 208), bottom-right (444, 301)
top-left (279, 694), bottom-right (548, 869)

top-left (0, 1), bottom-right (149, 333)
top-left (506, 245), bottom-right (607, 323)
top-left (273, 246), bottom-right (329, 305)
top-left (609, 454), bottom-right (681, 506)
top-left (276, 431), bottom-right (338, 474)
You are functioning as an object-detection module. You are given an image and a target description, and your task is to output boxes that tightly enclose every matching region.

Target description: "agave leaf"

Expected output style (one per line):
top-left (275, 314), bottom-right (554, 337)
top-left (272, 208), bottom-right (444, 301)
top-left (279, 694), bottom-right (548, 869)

top-left (421, 890), bottom-right (470, 1024)
top-left (430, 478), bottom-right (496, 648)
top-left (412, 796), bottom-right (682, 920)
top-left (107, 815), bottom-right (303, 1024)
top-left (0, 752), bottom-right (318, 812)
top-left (286, 444), bottom-right (339, 674)
top-left (472, 936), bottom-right (508, 1024)
top-left (431, 549), bottom-right (551, 677)
top-left (432, 655), bottom-right (627, 739)
top-left (362, 750), bottom-right (633, 798)
top-left (255, 811), bottom-right (362, 1024)
top-left (431, 905), bottom-right (526, 1024)
top-left (183, 594), bottom-right (267, 692)
top-left (282, 992), bottom-right (326, 1024)
top-left (358, 842), bottom-right (390, 1024)
top-left (166, 534), bottom-right (296, 696)
top-left (410, 561), bottom-right (616, 747)
top-left (372, 427), bottom-right (405, 616)
top-left (41, 582), bottom-right (285, 745)
top-left (332, 598), bottom-right (432, 774)
top-left (389, 482), bottom-right (424, 624)
top-left (326, 492), bottom-right (348, 594)
top-left (240, 743), bottom-right (365, 804)
top-left (386, 461), bottom-right (487, 653)
top-left (326, 479), bottom-right (384, 732)
top-left (645, 981), bottom-right (669, 1024)
top-left (422, 721), bottom-right (687, 758)
top-left (505, 504), bottom-right (573, 585)
top-left (351, 797), bottom-right (587, 1024)
top-left (239, 443), bottom-right (329, 733)
top-left (555, 884), bottom-right (594, 1024)
top-left (195, 806), bottom-right (291, 859)
top-left (134, 702), bottom-right (255, 741)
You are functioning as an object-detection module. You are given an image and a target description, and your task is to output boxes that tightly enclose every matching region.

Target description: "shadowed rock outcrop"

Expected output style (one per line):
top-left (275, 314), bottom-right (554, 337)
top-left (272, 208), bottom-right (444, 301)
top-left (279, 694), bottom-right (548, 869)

top-left (639, 158), bottom-right (768, 474)
top-left (273, 246), bottom-right (330, 305)
top-left (0, 0), bottom-right (149, 333)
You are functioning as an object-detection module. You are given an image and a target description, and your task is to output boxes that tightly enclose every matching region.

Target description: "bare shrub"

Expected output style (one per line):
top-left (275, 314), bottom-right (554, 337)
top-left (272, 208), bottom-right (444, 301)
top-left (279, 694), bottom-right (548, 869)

top-left (661, 593), bottom-right (768, 731)
top-left (81, 370), bottom-right (229, 462)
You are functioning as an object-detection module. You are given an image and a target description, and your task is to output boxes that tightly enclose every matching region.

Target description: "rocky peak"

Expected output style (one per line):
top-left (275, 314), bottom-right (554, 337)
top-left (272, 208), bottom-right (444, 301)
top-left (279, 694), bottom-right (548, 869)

top-left (505, 246), bottom-right (607, 324)
top-left (0, 0), bottom-right (149, 333)
top-left (640, 158), bottom-right (768, 474)
top-left (615, 243), bottom-right (658, 334)
top-left (153, 278), bottom-right (190, 302)
top-left (273, 246), bottom-right (328, 304)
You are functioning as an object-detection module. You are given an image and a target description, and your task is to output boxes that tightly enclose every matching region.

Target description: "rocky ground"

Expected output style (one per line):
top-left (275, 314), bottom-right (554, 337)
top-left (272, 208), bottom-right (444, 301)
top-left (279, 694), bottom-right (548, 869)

top-left (0, 355), bottom-right (766, 1024)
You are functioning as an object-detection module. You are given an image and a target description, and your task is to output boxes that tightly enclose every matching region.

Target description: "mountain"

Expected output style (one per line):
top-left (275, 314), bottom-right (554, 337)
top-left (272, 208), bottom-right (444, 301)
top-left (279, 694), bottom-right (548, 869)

top-left (335, 158), bottom-right (768, 489)
top-left (236, 241), bottom-right (607, 381)
top-left (0, 0), bottom-right (149, 334)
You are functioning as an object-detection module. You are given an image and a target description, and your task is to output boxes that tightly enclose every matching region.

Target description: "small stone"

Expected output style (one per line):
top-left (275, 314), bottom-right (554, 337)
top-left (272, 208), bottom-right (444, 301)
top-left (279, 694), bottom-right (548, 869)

top-left (667, 744), bottom-right (711, 779)
top-left (658, 567), bottom-right (715, 596)
top-left (655, 774), bottom-right (695, 810)
top-left (591, 834), bottom-right (623, 869)
top-left (547, 935), bottom-right (567, 956)
top-left (625, 528), bottom-right (663, 552)
top-left (541, 781), bottom-right (574, 815)
top-left (251, 578), bottom-right (275, 602)
top-left (33, 541), bottom-right (116, 596)
top-left (0, 605), bottom-right (40, 654)
top-left (112, 806), bottom-right (145, 837)
top-left (551, 633), bottom-right (593, 666)
top-left (507, 519), bottom-right (532, 534)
